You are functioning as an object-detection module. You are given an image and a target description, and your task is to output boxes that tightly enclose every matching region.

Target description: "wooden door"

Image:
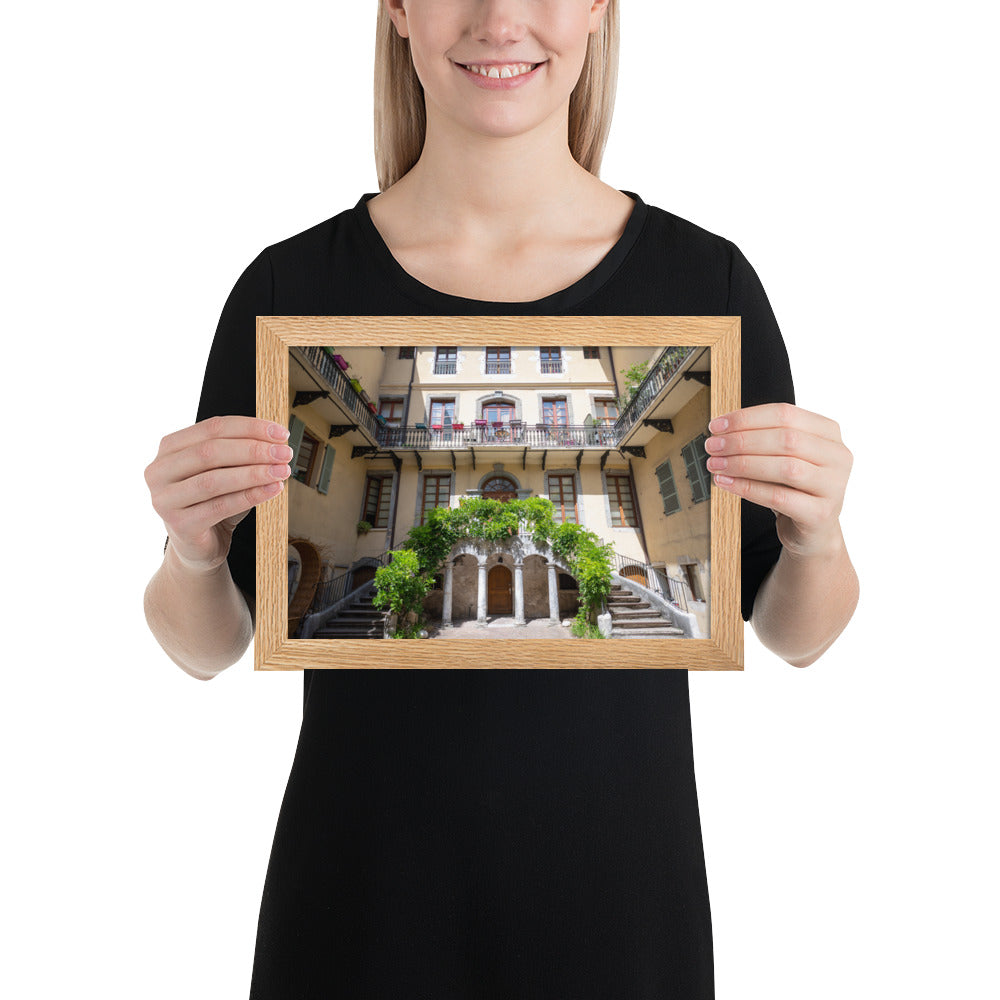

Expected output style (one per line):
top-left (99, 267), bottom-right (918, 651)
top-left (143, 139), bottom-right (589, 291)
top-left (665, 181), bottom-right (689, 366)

top-left (487, 565), bottom-right (513, 614)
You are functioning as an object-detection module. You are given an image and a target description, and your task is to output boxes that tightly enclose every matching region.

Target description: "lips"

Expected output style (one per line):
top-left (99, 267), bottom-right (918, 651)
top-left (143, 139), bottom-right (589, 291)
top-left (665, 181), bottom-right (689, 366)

top-left (454, 60), bottom-right (546, 90)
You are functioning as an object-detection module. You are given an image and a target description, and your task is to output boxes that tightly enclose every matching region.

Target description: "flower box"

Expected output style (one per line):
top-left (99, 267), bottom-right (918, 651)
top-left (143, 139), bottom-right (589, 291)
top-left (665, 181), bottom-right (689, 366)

top-left (332, 354), bottom-right (349, 370)
top-left (368, 402), bottom-right (377, 413)
top-left (431, 424), bottom-right (443, 431)
top-left (451, 423), bottom-right (465, 430)
top-left (474, 419), bottom-right (488, 426)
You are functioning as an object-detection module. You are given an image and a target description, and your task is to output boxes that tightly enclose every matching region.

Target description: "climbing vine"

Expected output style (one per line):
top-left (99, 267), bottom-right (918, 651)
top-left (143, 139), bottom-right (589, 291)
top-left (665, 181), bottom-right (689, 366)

top-left (373, 496), bottom-right (613, 637)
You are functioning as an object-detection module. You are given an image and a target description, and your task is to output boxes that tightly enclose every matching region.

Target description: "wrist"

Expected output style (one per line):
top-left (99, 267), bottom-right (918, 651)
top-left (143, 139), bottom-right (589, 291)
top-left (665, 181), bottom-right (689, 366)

top-left (164, 537), bottom-right (229, 582)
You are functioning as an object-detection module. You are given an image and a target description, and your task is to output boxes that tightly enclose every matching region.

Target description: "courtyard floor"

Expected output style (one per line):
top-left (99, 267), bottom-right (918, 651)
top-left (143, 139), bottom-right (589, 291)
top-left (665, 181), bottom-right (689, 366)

top-left (425, 616), bottom-right (576, 639)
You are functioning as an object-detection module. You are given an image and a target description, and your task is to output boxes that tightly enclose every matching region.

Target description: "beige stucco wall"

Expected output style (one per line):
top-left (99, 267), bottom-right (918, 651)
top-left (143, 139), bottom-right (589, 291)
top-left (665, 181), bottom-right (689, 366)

top-left (631, 386), bottom-right (711, 633)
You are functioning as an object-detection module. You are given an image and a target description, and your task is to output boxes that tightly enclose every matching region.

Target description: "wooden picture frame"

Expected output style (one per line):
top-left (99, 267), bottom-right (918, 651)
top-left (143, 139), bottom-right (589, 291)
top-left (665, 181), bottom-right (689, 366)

top-left (256, 317), bottom-right (741, 670)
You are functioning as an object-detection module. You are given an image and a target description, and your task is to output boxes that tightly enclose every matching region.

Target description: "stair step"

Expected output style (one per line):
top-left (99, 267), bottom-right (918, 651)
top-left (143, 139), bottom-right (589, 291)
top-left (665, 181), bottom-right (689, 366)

top-left (314, 627), bottom-right (385, 638)
top-left (609, 609), bottom-right (662, 619)
top-left (610, 626), bottom-right (685, 637)
top-left (613, 617), bottom-right (675, 629)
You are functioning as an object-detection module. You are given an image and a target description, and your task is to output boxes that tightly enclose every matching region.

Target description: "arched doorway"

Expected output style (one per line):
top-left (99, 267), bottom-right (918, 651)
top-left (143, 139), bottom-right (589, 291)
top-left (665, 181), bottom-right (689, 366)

top-left (481, 475), bottom-right (519, 503)
top-left (352, 564), bottom-right (377, 588)
top-left (487, 564), bottom-right (513, 614)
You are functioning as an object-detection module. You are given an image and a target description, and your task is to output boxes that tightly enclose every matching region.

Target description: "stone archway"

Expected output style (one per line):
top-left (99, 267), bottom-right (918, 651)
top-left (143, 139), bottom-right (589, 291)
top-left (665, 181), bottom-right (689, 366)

top-left (439, 535), bottom-right (576, 628)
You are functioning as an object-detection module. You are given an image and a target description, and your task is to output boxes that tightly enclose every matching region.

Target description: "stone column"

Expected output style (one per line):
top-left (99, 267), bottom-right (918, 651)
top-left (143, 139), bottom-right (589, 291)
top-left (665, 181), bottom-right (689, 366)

top-left (513, 560), bottom-right (526, 625)
top-left (547, 561), bottom-right (560, 623)
top-left (477, 555), bottom-right (489, 624)
top-left (442, 559), bottom-right (454, 627)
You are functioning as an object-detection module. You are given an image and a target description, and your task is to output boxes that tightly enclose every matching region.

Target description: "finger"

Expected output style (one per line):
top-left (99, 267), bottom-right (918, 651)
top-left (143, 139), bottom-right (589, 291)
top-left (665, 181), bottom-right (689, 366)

top-left (155, 461), bottom-right (291, 519)
top-left (709, 403), bottom-right (842, 443)
top-left (156, 416), bottom-right (289, 461)
top-left (711, 474), bottom-right (832, 526)
top-left (705, 454), bottom-right (832, 497)
top-left (148, 437), bottom-right (295, 491)
top-left (704, 427), bottom-right (846, 468)
top-left (167, 479), bottom-right (286, 540)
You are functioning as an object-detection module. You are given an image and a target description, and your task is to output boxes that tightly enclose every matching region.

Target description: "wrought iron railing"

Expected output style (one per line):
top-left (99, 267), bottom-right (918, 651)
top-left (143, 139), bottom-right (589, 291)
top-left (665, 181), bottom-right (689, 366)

top-left (375, 422), bottom-right (620, 449)
top-left (485, 360), bottom-right (511, 374)
top-left (540, 360), bottom-right (563, 374)
top-left (297, 347), bottom-right (380, 440)
top-left (614, 346), bottom-right (696, 437)
top-left (433, 359), bottom-right (457, 374)
top-left (306, 550), bottom-right (393, 616)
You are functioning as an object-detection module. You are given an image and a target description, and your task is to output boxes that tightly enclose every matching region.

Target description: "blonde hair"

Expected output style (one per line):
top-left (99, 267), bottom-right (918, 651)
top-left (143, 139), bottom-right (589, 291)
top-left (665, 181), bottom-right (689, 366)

top-left (374, 1), bottom-right (620, 192)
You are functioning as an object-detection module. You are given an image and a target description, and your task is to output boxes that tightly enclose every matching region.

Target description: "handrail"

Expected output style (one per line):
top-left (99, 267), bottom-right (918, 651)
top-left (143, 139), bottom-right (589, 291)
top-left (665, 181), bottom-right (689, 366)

top-left (306, 549), bottom-right (393, 617)
top-left (375, 422), bottom-right (619, 449)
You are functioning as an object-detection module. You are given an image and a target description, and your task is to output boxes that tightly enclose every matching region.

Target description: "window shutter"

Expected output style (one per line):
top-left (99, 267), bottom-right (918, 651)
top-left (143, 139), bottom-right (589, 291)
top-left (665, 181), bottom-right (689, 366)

top-left (316, 445), bottom-right (335, 495)
top-left (288, 414), bottom-right (306, 469)
top-left (656, 460), bottom-right (681, 515)
top-left (681, 434), bottom-right (711, 504)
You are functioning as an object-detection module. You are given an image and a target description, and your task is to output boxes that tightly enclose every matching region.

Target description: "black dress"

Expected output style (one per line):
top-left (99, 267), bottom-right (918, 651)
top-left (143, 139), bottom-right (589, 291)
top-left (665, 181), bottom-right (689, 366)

top-left (195, 192), bottom-right (794, 999)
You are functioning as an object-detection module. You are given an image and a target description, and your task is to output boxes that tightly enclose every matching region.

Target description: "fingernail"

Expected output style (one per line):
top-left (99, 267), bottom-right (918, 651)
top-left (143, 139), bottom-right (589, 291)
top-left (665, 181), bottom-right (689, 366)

top-left (270, 444), bottom-right (293, 461)
top-left (270, 464), bottom-right (290, 479)
top-left (268, 424), bottom-right (290, 440)
top-left (706, 457), bottom-right (727, 471)
top-left (714, 474), bottom-right (734, 486)
top-left (705, 436), bottom-right (725, 452)
top-left (709, 417), bottom-right (729, 433)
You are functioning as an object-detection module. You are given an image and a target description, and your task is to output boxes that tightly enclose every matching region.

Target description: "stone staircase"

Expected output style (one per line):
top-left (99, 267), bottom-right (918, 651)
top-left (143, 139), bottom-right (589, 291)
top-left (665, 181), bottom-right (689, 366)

top-left (606, 584), bottom-right (684, 637)
top-left (312, 592), bottom-right (387, 639)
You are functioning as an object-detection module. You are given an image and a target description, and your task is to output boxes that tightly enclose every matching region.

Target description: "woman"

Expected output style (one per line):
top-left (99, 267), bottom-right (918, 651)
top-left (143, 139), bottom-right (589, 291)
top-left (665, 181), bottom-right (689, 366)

top-left (145, 2), bottom-right (857, 995)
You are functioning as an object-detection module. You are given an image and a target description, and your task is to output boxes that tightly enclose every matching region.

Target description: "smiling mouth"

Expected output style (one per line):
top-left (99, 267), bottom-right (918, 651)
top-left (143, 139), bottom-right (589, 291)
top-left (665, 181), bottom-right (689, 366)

top-left (457, 62), bottom-right (543, 79)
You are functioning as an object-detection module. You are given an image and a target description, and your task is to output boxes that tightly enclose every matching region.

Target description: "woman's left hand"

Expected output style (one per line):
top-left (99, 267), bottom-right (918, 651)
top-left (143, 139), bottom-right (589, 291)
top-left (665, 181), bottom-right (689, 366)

top-left (704, 402), bottom-right (853, 559)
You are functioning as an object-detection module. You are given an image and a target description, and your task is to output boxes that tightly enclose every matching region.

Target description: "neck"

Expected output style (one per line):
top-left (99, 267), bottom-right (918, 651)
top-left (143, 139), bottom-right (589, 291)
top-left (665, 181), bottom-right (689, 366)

top-left (396, 99), bottom-right (596, 238)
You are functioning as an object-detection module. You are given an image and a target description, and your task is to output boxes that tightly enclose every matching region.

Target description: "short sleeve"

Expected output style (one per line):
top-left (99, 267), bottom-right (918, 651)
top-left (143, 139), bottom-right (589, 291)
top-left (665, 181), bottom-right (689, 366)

top-left (726, 242), bottom-right (796, 621)
top-left (188, 248), bottom-right (275, 602)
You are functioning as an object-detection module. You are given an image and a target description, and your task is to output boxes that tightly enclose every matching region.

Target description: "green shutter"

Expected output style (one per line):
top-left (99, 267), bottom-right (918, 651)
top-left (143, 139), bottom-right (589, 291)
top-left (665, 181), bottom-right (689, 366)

top-left (681, 434), bottom-right (711, 504)
top-left (656, 460), bottom-right (681, 515)
top-left (288, 414), bottom-right (306, 470)
top-left (316, 445), bottom-right (335, 495)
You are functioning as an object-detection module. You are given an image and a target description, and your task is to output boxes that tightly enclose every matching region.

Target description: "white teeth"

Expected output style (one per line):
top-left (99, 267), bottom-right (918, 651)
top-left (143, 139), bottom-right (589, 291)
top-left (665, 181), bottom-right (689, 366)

top-left (462, 62), bottom-right (536, 79)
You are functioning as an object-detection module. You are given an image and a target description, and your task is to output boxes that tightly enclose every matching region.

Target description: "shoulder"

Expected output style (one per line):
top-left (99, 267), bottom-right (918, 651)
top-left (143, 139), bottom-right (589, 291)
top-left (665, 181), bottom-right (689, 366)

top-left (640, 200), bottom-right (740, 270)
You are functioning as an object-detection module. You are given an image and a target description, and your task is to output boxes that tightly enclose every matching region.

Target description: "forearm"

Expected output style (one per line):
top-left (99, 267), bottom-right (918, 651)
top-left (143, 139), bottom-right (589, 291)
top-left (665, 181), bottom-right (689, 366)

top-left (750, 524), bottom-right (858, 668)
top-left (143, 541), bottom-right (255, 680)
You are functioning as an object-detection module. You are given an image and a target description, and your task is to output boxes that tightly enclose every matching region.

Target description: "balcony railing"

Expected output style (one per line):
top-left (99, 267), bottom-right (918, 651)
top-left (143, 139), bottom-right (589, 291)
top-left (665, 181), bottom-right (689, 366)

top-left (433, 359), bottom-right (457, 374)
top-left (614, 346), bottom-right (696, 437)
top-left (485, 360), bottom-right (512, 374)
top-left (298, 346), bottom-right (379, 440)
top-left (375, 422), bottom-right (620, 449)
top-left (540, 360), bottom-right (563, 374)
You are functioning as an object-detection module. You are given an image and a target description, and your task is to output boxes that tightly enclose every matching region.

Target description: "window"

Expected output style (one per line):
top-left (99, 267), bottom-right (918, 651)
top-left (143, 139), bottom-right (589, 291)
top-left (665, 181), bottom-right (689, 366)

top-left (548, 473), bottom-right (578, 523)
top-left (594, 398), bottom-right (619, 424)
top-left (583, 346), bottom-right (600, 359)
top-left (655, 460), bottom-right (681, 516)
top-left (486, 347), bottom-right (511, 374)
top-left (421, 474), bottom-right (451, 524)
top-left (362, 475), bottom-right (393, 529)
top-left (434, 347), bottom-right (457, 374)
top-left (398, 346), bottom-right (414, 359)
top-left (482, 401), bottom-right (515, 424)
top-left (481, 475), bottom-right (518, 499)
top-left (540, 347), bottom-right (562, 373)
top-left (681, 433), bottom-right (712, 504)
top-left (293, 429), bottom-right (320, 485)
top-left (607, 472), bottom-right (638, 527)
top-left (288, 414), bottom-right (334, 492)
top-left (378, 398), bottom-right (404, 427)
top-left (542, 397), bottom-right (568, 425)
top-left (429, 398), bottom-right (456, 426)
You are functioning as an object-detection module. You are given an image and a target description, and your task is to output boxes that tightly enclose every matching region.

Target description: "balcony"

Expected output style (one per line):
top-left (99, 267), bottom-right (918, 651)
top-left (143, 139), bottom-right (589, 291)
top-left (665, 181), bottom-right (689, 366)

top-left (540, 359), bottom-right (563, 374)
top-left (614, 346), bottom-right (697, 437)
top-left (375, 422), bottom-right (620, 449)
top-left (433, 359), bottom-right (457, 375)
top-left (485, 360), bottom-right (512, 374)
top-left (296, 346), bottom-right (380, 439)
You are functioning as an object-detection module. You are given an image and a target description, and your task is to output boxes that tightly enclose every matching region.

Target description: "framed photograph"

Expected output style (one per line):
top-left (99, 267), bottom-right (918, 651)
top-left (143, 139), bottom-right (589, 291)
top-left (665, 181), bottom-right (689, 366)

top-left (256, 317), bottom-right (741, 670)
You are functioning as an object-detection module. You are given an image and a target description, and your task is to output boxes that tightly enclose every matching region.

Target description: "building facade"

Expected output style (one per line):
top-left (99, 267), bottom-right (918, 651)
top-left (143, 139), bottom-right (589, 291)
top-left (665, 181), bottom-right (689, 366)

top-left (286, 344), bottom-right (713, 636)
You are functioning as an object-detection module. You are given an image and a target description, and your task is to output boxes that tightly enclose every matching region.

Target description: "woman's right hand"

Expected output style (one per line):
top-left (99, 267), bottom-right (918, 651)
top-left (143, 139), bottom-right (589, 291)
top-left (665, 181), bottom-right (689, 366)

top-left (145, 416), bottom-right (292, 574)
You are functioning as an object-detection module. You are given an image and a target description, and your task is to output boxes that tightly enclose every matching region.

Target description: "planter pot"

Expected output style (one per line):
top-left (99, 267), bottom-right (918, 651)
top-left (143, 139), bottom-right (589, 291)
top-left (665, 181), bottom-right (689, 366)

top-left (368, 402), bottom-right (377, 413)
top-left (332, 354), bottom-right (349, 370)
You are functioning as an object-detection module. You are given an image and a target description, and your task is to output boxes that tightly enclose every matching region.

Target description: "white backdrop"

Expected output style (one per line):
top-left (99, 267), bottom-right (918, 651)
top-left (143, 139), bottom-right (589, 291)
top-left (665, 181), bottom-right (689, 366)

top-left (2, 2), bottom-right (996, 997)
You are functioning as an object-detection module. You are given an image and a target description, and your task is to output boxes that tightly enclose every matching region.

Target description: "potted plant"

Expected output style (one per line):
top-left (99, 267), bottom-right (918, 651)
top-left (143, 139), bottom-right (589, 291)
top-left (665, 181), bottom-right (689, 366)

top-left (356, 520), bottom-right (373, 535)
top-left (368, 401), bottom-right (377, 413)
top-left (332, 353), bottom-right (349, 370)
top-left (349, 377), bottom-right (363, 393)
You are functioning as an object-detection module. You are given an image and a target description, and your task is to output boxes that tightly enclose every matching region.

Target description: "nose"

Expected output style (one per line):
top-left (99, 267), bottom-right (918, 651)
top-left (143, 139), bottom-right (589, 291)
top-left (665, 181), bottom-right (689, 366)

top-left (469, 0), bottom-right (529, 47)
